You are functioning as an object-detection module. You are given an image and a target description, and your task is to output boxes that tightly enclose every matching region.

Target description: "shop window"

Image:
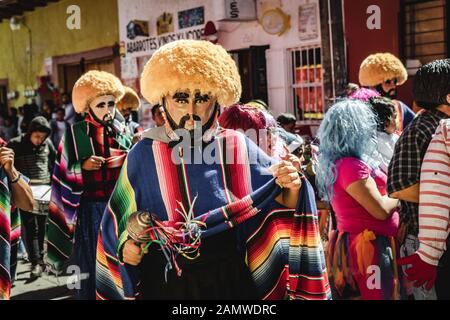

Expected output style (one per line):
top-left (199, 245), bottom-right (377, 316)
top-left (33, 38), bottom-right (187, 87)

top-left (290, 46), bottom-right (324, 121)
top-left (400, 0), bottom-right (448, 64)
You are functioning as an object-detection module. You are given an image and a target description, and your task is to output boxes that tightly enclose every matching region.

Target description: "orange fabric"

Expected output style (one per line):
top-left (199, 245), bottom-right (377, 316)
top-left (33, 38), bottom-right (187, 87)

top-left (355, 229), bottom-right (376, 276)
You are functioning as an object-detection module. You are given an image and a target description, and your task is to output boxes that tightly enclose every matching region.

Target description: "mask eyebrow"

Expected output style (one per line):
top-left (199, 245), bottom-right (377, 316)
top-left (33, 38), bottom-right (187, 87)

top-left (173, 92), bottom-right (190, 99)
top-left (95, 102), bottom-right (106, 108)
top-left (194, 92), bottom-right (210, 101)
top-left (107, 101), bottom-right (115, 107)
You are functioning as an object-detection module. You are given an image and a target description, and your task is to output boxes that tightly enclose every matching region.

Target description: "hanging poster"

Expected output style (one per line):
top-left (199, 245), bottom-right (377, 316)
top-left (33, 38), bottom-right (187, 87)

top-left (298, 3), bottom-right (319, 41)
top-left (157, 12), bottom-right (174, 35)
top-left (178, 6), bottom-right (205, 29)
top-left (127, 20), bottom-right (150, 40)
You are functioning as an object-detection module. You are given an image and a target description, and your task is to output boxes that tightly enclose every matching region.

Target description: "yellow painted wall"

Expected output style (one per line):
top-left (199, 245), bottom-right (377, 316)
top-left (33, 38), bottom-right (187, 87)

top-left (0, 0), bottom-right (119, 107)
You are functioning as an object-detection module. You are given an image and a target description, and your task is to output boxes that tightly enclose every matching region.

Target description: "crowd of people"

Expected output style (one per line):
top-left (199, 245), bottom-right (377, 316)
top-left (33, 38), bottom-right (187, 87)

top-left (0, 40), bottom-right (448, 301)
top-left (319, 54), bottom-right (449, 300)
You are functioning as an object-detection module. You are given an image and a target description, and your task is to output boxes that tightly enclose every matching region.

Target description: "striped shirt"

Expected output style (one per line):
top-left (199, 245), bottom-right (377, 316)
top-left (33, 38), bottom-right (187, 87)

top-left (417, 119), bottom-right (450, 266)
top-left (387, 109), bottom-right (449, 236)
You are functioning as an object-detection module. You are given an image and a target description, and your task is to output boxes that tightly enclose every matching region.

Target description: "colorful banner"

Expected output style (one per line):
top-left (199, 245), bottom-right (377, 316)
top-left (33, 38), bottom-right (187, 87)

top-left (178, 6), bottom-right (205, 29)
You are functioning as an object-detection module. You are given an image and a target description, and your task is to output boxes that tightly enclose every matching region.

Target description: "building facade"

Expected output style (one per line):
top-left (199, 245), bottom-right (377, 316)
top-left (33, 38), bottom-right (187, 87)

top-left (343, 0), bottom-right (449, 109)
top-left (118, 0), bottom-right (326, 132)
top-left (1, 0), bottom-right (448, 136)
top-left (0, 0), bottom-right (120, 110)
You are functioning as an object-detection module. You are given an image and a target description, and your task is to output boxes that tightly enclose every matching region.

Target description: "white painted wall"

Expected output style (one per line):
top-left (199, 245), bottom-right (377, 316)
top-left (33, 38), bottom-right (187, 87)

top-left (117, 0), bottom-right (322, 116)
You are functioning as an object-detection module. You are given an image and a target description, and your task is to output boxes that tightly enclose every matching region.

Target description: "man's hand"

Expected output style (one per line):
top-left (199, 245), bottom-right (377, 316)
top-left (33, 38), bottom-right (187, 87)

top-left (397, 253), bottom-right (437, 290)
top-left (282, 153), bottom-right (302, 173)
top-left (0, 147), bottom-right (15, 174)
top-left (271, 160), bottom-right (302, 190)
top-left (132, 132), bottom-right (142, 145)
top-left (82, 156), bottom-right (106, 171)
top-left (122, 239), bottom-right (148, 266)
top-left (1, 147), bottom-right (34, 211)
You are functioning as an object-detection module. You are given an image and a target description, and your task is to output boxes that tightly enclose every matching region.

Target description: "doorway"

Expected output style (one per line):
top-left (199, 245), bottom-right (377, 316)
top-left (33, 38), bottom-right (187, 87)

top-left (58, 58), bottom-right (116, 94)
top-left (230, 45), bottom-right (270, 105)
top-left (53, 46), bottom-right (120, 95)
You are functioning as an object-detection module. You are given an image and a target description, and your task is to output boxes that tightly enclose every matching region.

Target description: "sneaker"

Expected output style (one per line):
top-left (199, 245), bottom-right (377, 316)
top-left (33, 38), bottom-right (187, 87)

top-left (17, 253), bottom-right (29, 262)
top-left (30, 264), bottom-right (43, 279)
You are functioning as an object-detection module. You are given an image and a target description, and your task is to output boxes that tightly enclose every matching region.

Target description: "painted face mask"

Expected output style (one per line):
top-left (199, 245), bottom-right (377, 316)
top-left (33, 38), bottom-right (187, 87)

top-left (89, 95), bottom-right (117, 125)
top-left (376, 79), bottom-right (398, 99)
top-left (121, 107), bottom-right (133, 120)
top-left (164, 90), bottom-right (216, 129)
top-left (163, 89), bottom-right (219, 147)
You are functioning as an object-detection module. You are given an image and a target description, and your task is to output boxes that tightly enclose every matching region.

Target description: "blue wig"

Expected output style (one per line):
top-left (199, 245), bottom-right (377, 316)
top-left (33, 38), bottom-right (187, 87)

top-left (315, 99), bottom-right (378, 201)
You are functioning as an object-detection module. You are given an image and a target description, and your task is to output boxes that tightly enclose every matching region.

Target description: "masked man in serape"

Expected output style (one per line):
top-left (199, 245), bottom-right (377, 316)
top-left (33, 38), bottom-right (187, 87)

top-left (117, 86), bottom-right (143, 142)
top-left (47, 71), bottom-right (133, 300)
top-left (96, 40), bottom-right (330, 300)
top-left (359, 53), bottom-right (415, 133)
top-left (0, 143), bottom-right (34, 300)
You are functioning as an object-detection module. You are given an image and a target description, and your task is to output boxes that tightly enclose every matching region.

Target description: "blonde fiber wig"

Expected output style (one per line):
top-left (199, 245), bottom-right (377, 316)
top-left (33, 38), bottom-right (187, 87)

top-left (117, 86), bottom-right (141, 111)
top-left (140, 40), bottom-right (241, 107)
top-left (359, 53), bottom-right (408, 87)
top-left (72, 70), bottom-right (125, 113)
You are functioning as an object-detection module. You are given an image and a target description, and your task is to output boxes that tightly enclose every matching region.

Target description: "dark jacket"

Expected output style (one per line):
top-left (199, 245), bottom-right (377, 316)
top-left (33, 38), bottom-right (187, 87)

top-left (7, 116), bottom-right (56, 184)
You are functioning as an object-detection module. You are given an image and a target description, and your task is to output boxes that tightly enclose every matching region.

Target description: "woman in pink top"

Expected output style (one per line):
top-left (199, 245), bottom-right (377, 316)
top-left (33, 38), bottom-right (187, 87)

top-left (316, 99), bottom-right (405, 300)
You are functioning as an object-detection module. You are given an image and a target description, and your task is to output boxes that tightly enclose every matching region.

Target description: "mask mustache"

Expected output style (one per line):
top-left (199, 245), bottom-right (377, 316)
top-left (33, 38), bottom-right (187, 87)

top-left (178, 114), bottom-right (201, 128)
top-left (103, 112), bottom-right (115, 123)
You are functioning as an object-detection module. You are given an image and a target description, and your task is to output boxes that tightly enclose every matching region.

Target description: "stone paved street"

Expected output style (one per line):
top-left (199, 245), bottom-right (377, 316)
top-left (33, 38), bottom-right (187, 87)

top-left (11, 259), bottom-right (75, 300)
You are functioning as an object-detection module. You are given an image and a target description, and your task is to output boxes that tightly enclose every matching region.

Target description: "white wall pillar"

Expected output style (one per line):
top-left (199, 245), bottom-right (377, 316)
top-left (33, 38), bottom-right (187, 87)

top-left (266, 48), bottom-right (290, 116)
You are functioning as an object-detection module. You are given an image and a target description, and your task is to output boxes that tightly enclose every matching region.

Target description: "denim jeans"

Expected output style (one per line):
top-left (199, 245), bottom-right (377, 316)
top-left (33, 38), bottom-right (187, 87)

top-left (73, 200), bottom-right (107, 300)
top-left (20, 210), bottom-right (47, 266)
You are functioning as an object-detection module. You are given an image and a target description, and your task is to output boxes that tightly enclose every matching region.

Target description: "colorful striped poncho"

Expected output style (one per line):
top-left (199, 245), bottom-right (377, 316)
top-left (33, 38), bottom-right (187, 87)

top-left (47, 119), bottom-right (132, 272)
top-left (96, 129), bottom-right (331, 300)
top-left (0, 170), bottom-right (21, 300)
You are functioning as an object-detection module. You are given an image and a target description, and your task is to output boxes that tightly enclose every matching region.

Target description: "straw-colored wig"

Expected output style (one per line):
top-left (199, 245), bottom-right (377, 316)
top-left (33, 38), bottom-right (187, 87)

top-left (72, 70), bottom-right (125, 113)
top-left (117, 86), bottom-right (141, 111)
top-left (359, 53), bottom-right (408, 87)
top-left (140, 40), bottom-right (241, 107)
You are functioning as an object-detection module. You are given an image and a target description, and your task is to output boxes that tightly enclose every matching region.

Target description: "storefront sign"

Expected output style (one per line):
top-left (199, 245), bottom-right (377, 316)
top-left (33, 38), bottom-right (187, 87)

top-left (178, 6), bottom-right (205, 29)
top-left (119, 1), bottom-right (210, 66)
top-left (298, 3), bottom-right (319, 41)
top-left (126, 27), bottom-right (204, 55)
top-left (222, 0), bottom-right (256, 21)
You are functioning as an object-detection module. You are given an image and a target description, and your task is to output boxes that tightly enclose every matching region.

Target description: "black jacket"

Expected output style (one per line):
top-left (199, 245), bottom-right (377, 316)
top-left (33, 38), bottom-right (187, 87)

top-left (7, 116), bottom-right (56, 184)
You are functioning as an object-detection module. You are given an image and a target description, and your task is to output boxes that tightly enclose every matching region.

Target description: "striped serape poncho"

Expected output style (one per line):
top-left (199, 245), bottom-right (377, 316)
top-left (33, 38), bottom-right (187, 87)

top-left (96, 128), bottom-right (331, 300)
top-left (47, 117), bottom-right (132, 272)
top-left (0, 170), bottom-right (21, 300)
